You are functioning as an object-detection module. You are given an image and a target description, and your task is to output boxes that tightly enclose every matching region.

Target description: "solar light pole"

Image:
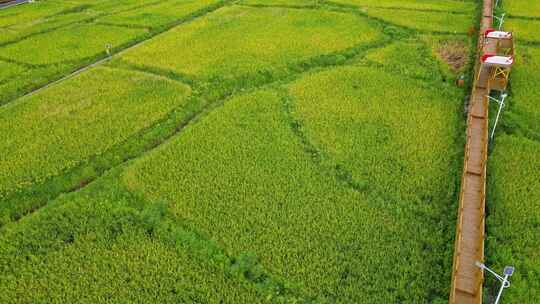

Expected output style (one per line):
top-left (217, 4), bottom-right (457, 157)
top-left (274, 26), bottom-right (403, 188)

top-left (487, 92), bottom-right (507, 140)
top-left (475, 261), bottom-right (514, 304)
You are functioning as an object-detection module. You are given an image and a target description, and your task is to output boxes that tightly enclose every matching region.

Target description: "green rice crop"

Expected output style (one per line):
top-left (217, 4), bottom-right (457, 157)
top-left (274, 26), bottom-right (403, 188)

top-left (363, 7), bottom-right (474, 33)
top-left (97, 0), bottom-right (219, 28)
top-left (81, 0), bottom-right (163, 13)
top-left (0, 9), bottom-right (103, 45)
top-left (240, 0), bottom-right (319, 6)
top-left (1, 233), bottom-right (263, 303)
top-left (507, 46), bottom-right (540, 135)
top-left (485, 3), bottom-right (540, 303)
top-left (0, 61), bottom-right (26, 83)
top-left (487, 135), bottom-right (540, 303)
top-left (362, 41), bottom-right (443, 79)
top-left (0, 172), bottom-right (265, 304)
top-left (0, 64), bottom-right (73, 105)
top-left (120, 5), bottom-right (383, 79)
top-left (421, 34), bottom-right (472, 75)
top-left (503, 0), bottom-right (540, 17)
top-left (0, 24), bottom-right (147, 65)
top-left (0, 0), bottom-right (161, 43)
top-left (505, 18), bottom-right (540, 43)
top-left (330, 0), bottom-right (475, 13)
top-left (0, 0), bottom-right (76, 28)
top-left (288, 65), bottom-right (460, 205)
top-left (120, 87), bottom-right (454, 302)
top-left (0, 66), bottom-right (191, 200)
top-left (0, 0), bottom-right (226, 104)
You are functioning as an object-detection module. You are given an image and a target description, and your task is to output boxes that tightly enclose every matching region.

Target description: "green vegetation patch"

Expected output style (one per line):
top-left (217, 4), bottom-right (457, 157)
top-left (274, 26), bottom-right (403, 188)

top-left (0, 61), bottom-right (26, 83)
top-left (121, 88), bottom-right (452, 302)
top-left (0, 64), bottom-right (73, 105)
top-left (363, 41), bottom-right (442, 79)
top-left (421, 35), bottom-right (472, 76)
top-left (505, 18), bottom-right (540, 43)
top-left (507, 46), bottom-right (540, 136)
top-left (0, 23), bottom-right (148, 65)
top-left (331, 0), bottom-right (475, 12)
top-left (486, 3), bottom-right (540, 303)
top-left (0, 67), bottom-right (191, 200)
top-left (0, 0), bottom-right (77, 28)
top-left (288, 65), bottom-right (460, 206)
top-left (0, 0), bottom-right (226, 104)
top-left (0, 172), bottom-right (264, 304)
top-left (120, 5), bottom-right (383, 79)
top-left (487, 135), bottom-right (540, 302)
top-left (240, 0), bottom-right (320, 7)
top-left (504, 0), bottom-right (540, 18)
top-left (363, 7), bottom-right (474, 33)
top-left (97, 0), bottom-right (220, 28)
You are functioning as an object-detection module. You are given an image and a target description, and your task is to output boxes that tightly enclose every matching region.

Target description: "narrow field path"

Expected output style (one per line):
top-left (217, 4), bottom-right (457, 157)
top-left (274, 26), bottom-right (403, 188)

top-left (450, 0), bottom-right (494, 303)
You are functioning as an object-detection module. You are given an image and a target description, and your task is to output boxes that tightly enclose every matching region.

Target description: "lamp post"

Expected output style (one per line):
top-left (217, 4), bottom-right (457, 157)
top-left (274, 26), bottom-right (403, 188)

top-left (487, 92), bottom-right (507, 140)
top-left (475, 261), bottom-right (514, 304)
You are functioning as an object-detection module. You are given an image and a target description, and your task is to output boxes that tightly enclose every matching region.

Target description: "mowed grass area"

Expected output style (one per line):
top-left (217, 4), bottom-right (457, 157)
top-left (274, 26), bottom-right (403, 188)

top-left (1, 0), bottom-right (480, 303)
top-left (485, 2), bottom-right (540, 303)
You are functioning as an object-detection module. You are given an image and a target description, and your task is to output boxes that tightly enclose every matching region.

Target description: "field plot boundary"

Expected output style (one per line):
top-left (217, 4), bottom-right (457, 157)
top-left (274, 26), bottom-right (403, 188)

top-left (449, 0), bottom-right (495, 303)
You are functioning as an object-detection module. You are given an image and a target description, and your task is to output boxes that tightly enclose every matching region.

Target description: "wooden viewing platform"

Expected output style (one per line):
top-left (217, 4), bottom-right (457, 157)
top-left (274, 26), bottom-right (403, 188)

top-left (449, 0), bottom-right (501, 303)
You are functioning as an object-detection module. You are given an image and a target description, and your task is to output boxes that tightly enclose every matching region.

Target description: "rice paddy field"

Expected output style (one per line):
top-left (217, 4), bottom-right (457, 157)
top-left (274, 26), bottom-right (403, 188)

top-left (0, 0), bottom-right (537, 303)
top-left (485, 1), bottom-right (540, 303)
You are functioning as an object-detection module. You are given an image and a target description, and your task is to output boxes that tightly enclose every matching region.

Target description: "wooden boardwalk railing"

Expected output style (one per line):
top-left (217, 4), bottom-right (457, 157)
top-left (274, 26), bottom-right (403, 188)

top-left (449, 1), bottom-right (495, 303)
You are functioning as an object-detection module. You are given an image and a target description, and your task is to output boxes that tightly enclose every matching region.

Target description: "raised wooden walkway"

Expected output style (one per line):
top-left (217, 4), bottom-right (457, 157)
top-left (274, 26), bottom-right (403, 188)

top-left (449, 1), bottom-right (495, 303)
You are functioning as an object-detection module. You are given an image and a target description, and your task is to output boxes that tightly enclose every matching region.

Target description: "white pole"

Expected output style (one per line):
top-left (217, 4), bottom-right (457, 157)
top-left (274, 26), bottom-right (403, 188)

top-left (499, 13), bottom-right (506, 30)
top-left (475, 262), bottom-right (514, 304)
top-left (488, 94), bottom-right (507, 140)
top-left (494, 274), bottom-right (510, 304)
